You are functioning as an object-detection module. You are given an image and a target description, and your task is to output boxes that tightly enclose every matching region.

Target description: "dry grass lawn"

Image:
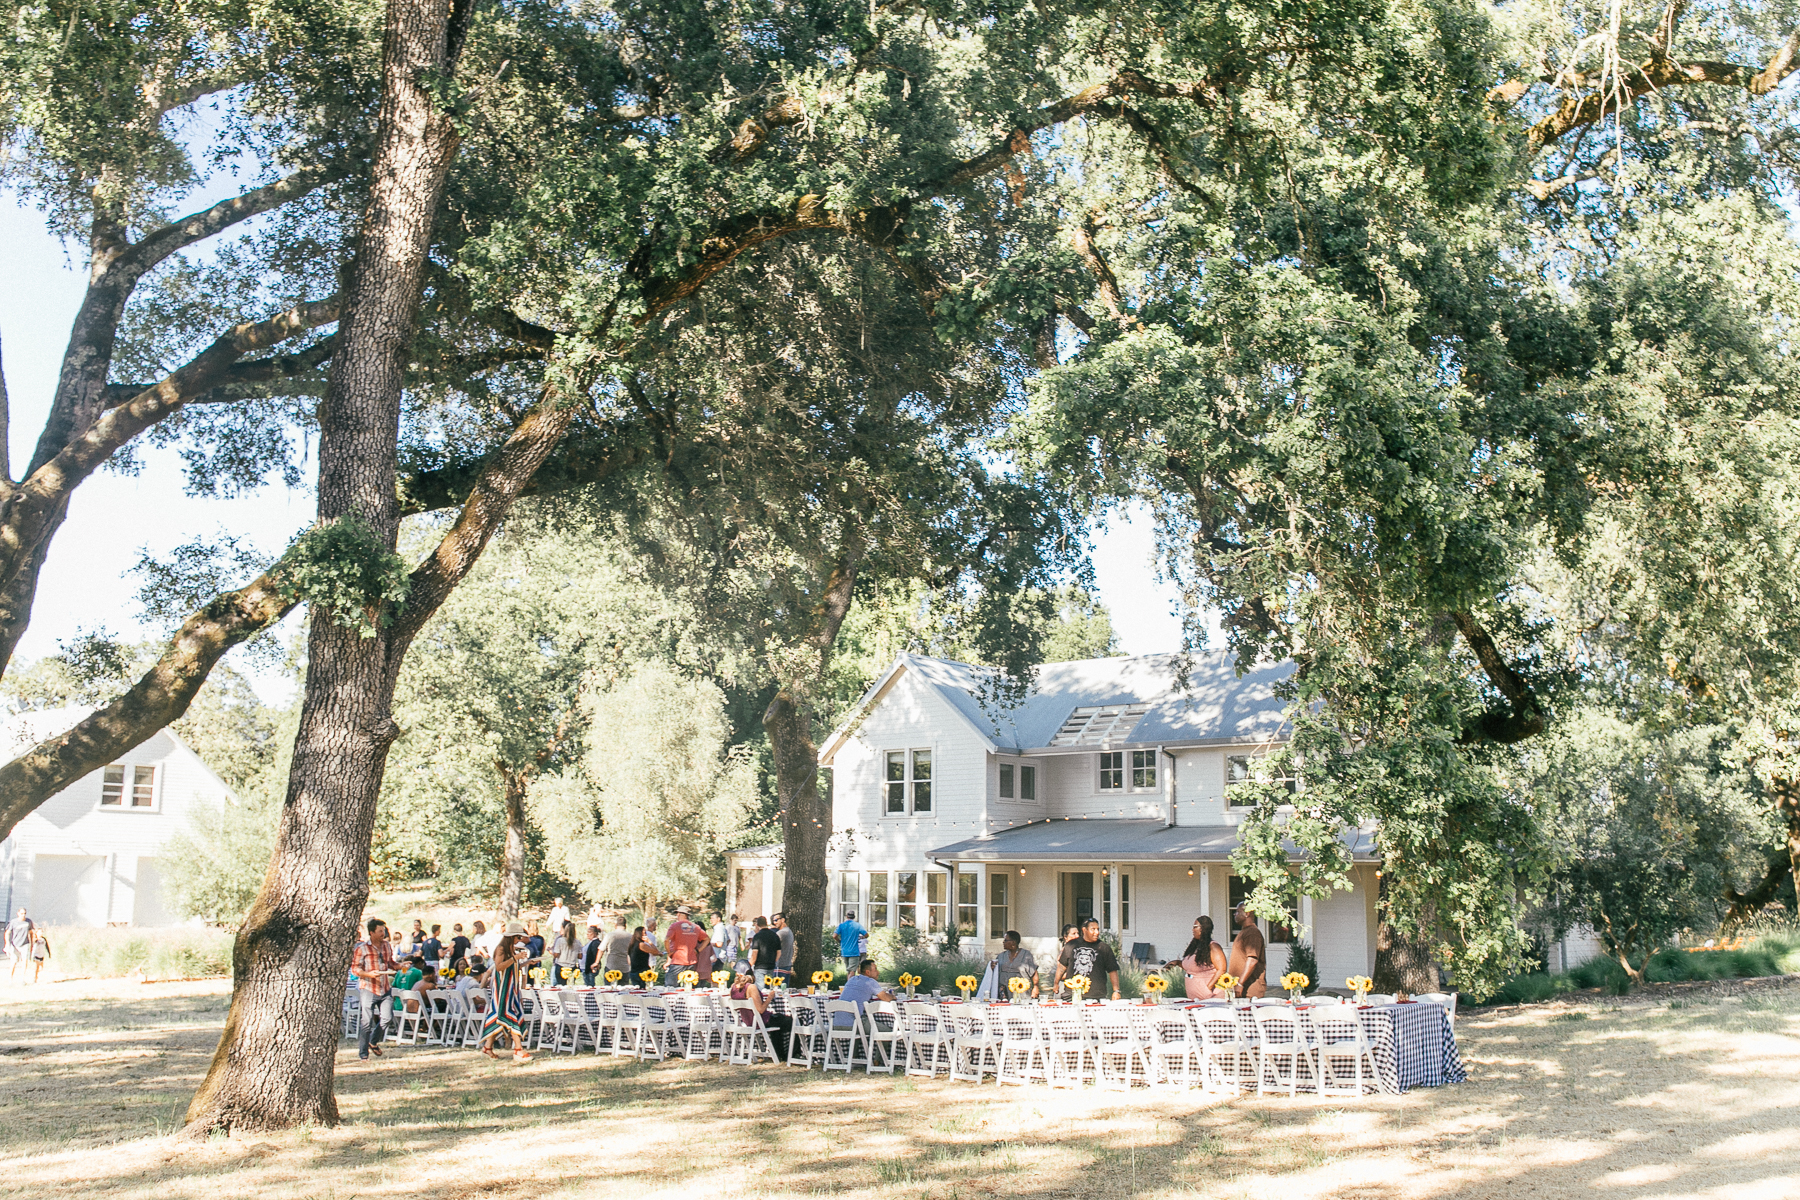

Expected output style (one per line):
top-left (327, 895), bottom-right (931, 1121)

top-left (0, 975), bottom-right (1795, 1199)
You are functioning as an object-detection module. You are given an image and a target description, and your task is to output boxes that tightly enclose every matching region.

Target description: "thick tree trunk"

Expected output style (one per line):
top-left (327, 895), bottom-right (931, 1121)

top-left (765, 551), bottom-right (862, 983)
top-left (1372, 921), bottom-right (1441, 994)
top-left (499, 768), bottom-right (528, 919)
top-left (183, 0), bottom-right (474, 1135)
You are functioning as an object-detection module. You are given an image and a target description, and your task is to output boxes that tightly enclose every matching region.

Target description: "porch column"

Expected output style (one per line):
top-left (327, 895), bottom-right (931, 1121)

top-left (761, 864), bottom-right (775, 919)
top-left (1199, 865), bottom-right (1212, 925)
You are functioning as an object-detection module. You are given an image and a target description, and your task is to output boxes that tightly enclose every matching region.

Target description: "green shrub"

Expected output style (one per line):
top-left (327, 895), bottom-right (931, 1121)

top-left (1287, 940), bottom-right (1321, 993)
top-left (1477, 921), bottom-right (1800, 1005)
top-left (44, 926), bottom-right (234, 979)
top-left (866, 924), bottom-right (923, 972)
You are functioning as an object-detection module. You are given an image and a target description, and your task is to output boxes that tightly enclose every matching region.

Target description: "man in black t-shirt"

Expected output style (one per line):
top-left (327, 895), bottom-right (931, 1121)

top-left (421, 925), bottom-right (443, 967)
top-left (448, 924), bottom-right (472, 965)
top-left (1054, 918), bottom-right (1122, 1000)
top-left (748, 916), bottom-right (783, 986)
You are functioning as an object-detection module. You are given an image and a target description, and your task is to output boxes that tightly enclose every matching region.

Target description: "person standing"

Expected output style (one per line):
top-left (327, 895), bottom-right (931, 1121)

top-left (479, 922), bottom-right (533, 1062)
top-left (551, 920), bottom-right (582, 983)
top-left (628, 925), bottom-right (654, 981)
top-left (641, 916), bottom-right (663, 971)
top-left (471, 919), bottom-right (496, 958)
top-left (448, 924), bottom-right (471, 965)
top-left (548, 897), bottom-right (571, 934)
top-left (1054, 918), bottom-right (1121, 1001)
top-left (710, 912), bottom-right (739, 965)
top-left (5, 909), bottom-right (33, 981)
top-left (352, 918), bottom-right (399, 1061)
top-left (990, 931), bottom-right (1039, 998)
top-left (406, 919), bottom-right (425, 954)
top-left (1227, 905), bottom-right (1267, 998)
top-left (834, 910), bottom-right (867, 974)
top-left (1168, 916), bottom-right (1229, 999)
top-left (772, 912), bottom-right (796, 984)
top-left (747, 916), bottom-right (781, 987)
top-left (581, 924), bottom-right (604, 986)
top-left (421, 925), bottom-right (443, 969)
top-left (601, 918), bottom-right (633, 981)
top-left (664, 907), bottom-right (707, 981)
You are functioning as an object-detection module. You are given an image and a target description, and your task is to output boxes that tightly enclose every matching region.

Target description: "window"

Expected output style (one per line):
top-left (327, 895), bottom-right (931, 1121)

top-left (837, 872), bottom-right (861, 924)
top-left (885, 749), bottom-right (933, 815)
top-left (1229, 876), bottom-right (1299, 944)
top-left (869, 871), bottom-right (890, 927)
top-left (1098, 751), bottom-right (1123, 791)
top-left (896, 871), bottom-right (918, 928)
top-left (988, 871), bottom-right (1010, 936)
top-left (1101, 870), bottom-right (1131, 929)
top-left (998, 760), bottom-right (1037, 802)
top-left (925, 871), bottom-right (949, 933)
top-left (1120, 873), bottom-right (1131, 929)
top-left (1226, 754), bottom-right (1297, 807)
top-left (999, 762), bottom-right (1013, 799)
top-left (956, 870), bottom-right (977, 936)
top-left (1020, 764), bottom-right (1036, 801)
top-left (100, 764), bottom-right (156, 809)
top-left (1131, 749), bottom-right (1157, 789)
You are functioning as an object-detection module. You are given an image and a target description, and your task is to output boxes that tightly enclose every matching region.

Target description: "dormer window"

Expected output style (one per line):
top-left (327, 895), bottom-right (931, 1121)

top-left (100, 764), bottom-right (157, 810)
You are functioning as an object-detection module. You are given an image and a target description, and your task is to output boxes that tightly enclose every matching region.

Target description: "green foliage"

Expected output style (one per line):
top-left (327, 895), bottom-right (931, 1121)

top-left (1482, 934), bottom-right (1800, 1005)
top-left (1287, 941), bottom-right (1320, 994)
top-left (45, 926), bottom-right (234, 979)
top-left (527, 662), bottom-right (758, 913)
top-left (276, 515), bottom-right (411, 638)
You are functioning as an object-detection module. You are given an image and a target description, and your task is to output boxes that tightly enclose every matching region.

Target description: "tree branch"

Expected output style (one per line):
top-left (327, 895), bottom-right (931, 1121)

top-left (1450, 610), bottom-right (1546, 744)
top-left (126, 166), bottom-right (338, 271)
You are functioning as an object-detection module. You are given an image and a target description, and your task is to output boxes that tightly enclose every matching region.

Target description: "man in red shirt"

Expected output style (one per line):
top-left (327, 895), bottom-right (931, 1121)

top-left (351, 918), bottom-right (399, 1060)
top-left (662, 907), bottom-right (710, 980)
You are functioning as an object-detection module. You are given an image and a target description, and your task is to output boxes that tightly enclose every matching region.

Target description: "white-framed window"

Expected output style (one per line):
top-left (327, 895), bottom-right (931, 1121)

top-left (1229, 875), bottom-right (1298, 944)
top-left (1226, 754), bottom-right (1298, 808)
top-left (1101, 869), bottom-right (1133, 930)
top-left (1100, 750), bottom-right (1157, 793)
top-left (885, 748), bottom-right (933, 815)
top-left (956, 870), bottom-right (977, 936)
top-left (99, 764), bottom-right (157, 810)
top-left (896, 870), bottom-right (918, 928)
top-left (837, 872), bottom-right (861, 924)
top-left (869, 871), bottom-right (890, 928)
top-left (988, 871), bottom-right (1010, 937)
top-left (997, 760), bottom-right (1038, 802)
top-left (1131, 749), bottom-right (1157, 789)
top-left (925, 871), bottom-right (949, 933)
top-left (1098, 751), bottom-right (1124, 791)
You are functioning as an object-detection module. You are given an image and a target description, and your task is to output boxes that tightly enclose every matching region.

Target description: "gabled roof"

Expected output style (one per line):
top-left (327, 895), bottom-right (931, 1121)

top-left (0, 705), bottom-right (239, 803)
top-left (927, 817), bottom-right (1379, 864)
top-left (819, 651), bottom-right (1294, 764)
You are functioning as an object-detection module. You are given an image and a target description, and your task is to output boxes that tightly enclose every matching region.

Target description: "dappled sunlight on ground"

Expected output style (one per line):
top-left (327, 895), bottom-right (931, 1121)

top-left (0, 977), bottom-right (1794, 1199)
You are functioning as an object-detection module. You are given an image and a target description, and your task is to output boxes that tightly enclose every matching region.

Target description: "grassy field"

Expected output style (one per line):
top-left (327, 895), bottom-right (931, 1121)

top-left (0, 976), bottom-right (1795, 1199)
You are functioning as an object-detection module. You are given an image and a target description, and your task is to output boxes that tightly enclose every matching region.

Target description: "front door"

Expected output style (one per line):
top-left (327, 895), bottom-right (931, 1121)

top-left (1058, 871), bottom-right (1094, 931)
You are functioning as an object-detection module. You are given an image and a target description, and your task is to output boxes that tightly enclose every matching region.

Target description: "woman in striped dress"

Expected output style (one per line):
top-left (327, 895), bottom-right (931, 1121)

top-left (480, 921), bottom-right (532, 1062)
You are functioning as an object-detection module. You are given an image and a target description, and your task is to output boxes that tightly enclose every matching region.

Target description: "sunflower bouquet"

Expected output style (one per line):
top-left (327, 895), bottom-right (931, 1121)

top-left (1346, 975), bottom-right (1373, 1004)
top-left (604, 969), bottom-right (622, 985)
top-left (639, 968), bottom-right (660, 986)
top-left (678, 969), bottom-right (700, 988)
top-left (809, 970), bottom-right (834, 993)
top-left (529, 967), bottom-right (547, 985)
top-left (560, 967), bottom-right (576, 984)
top-left (711, 970), bottom-right (732, 987)
top-left (1280, 971), bottom-right (1310, 1001)
top-left (955, 974), bottom-right (980, 1000)
top-left (1141, 974), bottom-right (1170, 1003)
top-left (1214, 972), bottom-right (1240, 1002)
top-left (1066, 974), bottom-right (1091, 1000)
top-left (1006, 976), bottom-right (1031, 999)
top-left (898, 972), bottom-right (921, 998)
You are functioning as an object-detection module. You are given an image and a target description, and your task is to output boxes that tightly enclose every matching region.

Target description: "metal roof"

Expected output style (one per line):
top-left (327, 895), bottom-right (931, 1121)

top-left (926, 818), bottom-right (1379, 864)
top-left (822, 652), bottom-right (1295, 763)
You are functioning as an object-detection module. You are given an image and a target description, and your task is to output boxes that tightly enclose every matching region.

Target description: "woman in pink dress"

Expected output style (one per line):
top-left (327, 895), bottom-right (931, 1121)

top-left (1167, 916), bottom-right (1229, 999)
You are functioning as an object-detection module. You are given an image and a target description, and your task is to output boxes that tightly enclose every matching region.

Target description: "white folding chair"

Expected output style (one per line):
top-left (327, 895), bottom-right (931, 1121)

top-left (1090, 1007), bottom-right (1152, 1090)
top-left (864, 1001), bottom-right (904, 1075)
top-left (1039, 1007), bottom-right (1096, 1088)
top-left (391, 989), bottom-right (427, 1044)
top-left (726, 1002), bottom-right (782, 1065)
top-left (559, 988), bottom-right (601, 1053)
top-left (902, 1002), bottom-right (953, 1078)
top-left (822, 1000), bottom-right (867, 1073)
top-left (636, 997), bottom-right (674, 1062)
top-left (1316, 1008), bottom-right (1379, 1097)
top-left (1416, 992), bottom-right (1458, 1027)
top-left (1194, 1008), bottom-right (1258, 1095)
top-left (787, 997), bottom-right (827, 1069)
top-left (1144, 1008), bottom-right (1202, 1088)
top-left (996, 1008), bottom-right (1047, 1086)
top-left (1253, 1006), bottom-right (1318, 1097)
top-left (430, 990), bottom-right (463, 1046)
top-left (948, 1006), bottom-right (1002, 1084)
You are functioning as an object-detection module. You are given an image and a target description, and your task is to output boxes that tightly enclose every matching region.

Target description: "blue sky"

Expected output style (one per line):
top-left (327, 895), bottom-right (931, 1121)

top-left (0, 197), bottom-right (1189, 701)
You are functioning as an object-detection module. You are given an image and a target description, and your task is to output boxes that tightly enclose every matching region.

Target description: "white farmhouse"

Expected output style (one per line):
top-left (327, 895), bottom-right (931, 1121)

top-left (729, 652), bottom-right (1382, 985)
top-left (0, 708), bottom-right (234, 927)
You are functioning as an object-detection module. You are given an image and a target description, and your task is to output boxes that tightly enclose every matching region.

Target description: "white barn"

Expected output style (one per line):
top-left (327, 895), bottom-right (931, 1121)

top-left (0, 708), bottom-right (234, 927)
top-left (730, 653), bottom-right (1382, 985)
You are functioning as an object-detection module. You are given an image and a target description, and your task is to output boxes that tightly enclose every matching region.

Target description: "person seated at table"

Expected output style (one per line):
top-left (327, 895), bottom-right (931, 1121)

top-left (394, 955), bottom-right (425, 992)
top-left (990, 931), bottom-right (1039, 998)
top-left (834, 959), bottom-right (895, 1027)
top-left (1167, 916), bottom-right (1229, 999)
top-left (729, 968), bottom-right (791, 1060)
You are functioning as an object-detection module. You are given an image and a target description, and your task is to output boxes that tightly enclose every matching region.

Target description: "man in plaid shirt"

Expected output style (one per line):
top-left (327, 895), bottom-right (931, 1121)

top-left (352, 918), bottom-right (399, 1060)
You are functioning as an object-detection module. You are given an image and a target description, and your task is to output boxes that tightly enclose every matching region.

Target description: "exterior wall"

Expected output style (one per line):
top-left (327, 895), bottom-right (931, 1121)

top-left (1312, 866), bottom-right (1377, 985)
top-left (1038, 752), bottom-right (1164, 820)
top-left (2, 729), bottom-right (230, 927)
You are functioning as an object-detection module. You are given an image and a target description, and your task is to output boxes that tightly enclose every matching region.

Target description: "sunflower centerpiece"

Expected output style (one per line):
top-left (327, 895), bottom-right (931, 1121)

top-left (1066, 974), bottom-right (1091, 1002)
top-left (604, 969), bottom-right (622, 985)
top-left (639, 968), bottom-right (660, 986)
top-left (561, 966), bottom-right (576, 984)
top-left (678, 969), bottom-right (700, 990)
top-left (1280, 971), bottom-right (1310, 1003)
top-left (1214, 973), bottom-right (1240, 1004)
top-left (1006, 976), bottom-right (1030, 1002)
top-left (898, 972), bottom-right (921, 998)
top-left (529, 966), bottom-right (546, 986)
top-left (1141, 974), bottom-right (1171, 1004)
top-left (1346, 975), bottom-right (1374, 1004)
top-left (711, 970), bottom-right (732, 987)
top-left (955, 974), bottom-right (980, 1001)
top-left (809, 970), bottom-right (834, 995)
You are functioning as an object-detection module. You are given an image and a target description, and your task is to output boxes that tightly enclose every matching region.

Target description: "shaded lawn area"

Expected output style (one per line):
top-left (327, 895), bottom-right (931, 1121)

top-left (0, 979), bottom-right (1795, 1199)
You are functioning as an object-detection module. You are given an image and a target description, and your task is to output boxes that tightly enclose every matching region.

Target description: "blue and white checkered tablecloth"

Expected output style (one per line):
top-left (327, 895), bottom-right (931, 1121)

top-left (1183, 1000), bottom-right (1464, 1094)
